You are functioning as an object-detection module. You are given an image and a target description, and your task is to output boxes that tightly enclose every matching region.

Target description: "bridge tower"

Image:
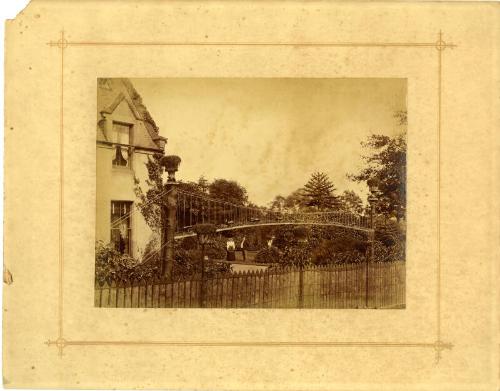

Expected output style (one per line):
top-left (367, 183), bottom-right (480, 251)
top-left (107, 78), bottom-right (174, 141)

top-left (160, 155), bottom-right (181, 280)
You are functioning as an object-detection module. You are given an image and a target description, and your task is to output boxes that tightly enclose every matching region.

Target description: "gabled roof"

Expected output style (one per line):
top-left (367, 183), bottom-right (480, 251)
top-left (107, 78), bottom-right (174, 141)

top-left (97, 78), bottom-right (166, 151)
top-left (101, 92), bottom-right (143, 120)
top-left (121, 79), bottom-right (161, 140)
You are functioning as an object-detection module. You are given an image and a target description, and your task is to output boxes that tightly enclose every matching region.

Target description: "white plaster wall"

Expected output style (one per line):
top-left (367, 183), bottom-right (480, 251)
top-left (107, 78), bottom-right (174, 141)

top-left (96, 146), bottom-right (157, 259)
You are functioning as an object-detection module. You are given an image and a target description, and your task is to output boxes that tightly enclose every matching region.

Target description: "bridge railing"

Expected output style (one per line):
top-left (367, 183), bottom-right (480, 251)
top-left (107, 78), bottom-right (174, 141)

top-left (175, 189), bottom-right (371, 235)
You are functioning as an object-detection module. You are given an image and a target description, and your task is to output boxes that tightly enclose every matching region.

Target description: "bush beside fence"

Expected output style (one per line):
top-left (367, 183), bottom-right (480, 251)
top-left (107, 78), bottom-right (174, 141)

top-left (95, 261), bottom-right (405, 309)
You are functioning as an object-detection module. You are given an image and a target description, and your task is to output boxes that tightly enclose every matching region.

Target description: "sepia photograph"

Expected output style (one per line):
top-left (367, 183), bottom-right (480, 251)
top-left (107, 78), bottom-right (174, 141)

top-left (95, 78), bottom-right (406, 309)
top-left (5, 1), bottom-right (500, 387)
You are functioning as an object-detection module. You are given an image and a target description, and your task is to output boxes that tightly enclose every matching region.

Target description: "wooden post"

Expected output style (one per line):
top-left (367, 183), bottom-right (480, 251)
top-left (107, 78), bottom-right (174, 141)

top-left (298, 265), bottom-right (304, 309)
top-left (366, 195), bottom-right (377, 308)
top-left (365, 246), bottom-right (370, 308)
top-left (199, 243), bottom-right (206, 308)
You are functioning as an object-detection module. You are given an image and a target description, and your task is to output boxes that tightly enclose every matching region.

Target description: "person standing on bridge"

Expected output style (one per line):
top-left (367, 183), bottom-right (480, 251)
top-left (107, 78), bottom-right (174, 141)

top-left (226, 237), bottom-right (236, 262)
top-left (238, 236), bottom-right (246, 261)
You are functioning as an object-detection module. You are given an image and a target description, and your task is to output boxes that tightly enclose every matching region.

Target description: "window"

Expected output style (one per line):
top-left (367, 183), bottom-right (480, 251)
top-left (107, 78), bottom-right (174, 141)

top-left (110, 201), bottom-right (133, 255)
top-left (112, 122), bottom-right (132, 168)
top-left (112, 145), bottom-right (130, 167)
top-left (112, 122), bottom-right (131, 144)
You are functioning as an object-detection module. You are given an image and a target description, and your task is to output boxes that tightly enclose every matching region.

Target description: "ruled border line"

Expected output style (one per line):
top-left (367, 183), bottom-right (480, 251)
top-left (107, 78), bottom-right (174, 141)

top-left (46, 31), bottom-right (455, 363)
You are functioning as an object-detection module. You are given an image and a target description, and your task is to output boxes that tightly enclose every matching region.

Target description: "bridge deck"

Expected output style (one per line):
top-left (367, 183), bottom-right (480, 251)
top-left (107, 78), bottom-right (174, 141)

top-left (174, 221), bottom-right (373, 240)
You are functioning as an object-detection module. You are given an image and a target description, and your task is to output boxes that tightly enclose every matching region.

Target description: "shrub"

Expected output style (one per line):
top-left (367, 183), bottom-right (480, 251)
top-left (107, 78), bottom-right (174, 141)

top-left (293, 226), bottom-right (309, 240)
top-left (172, 246), bottom-right (230, 280)
top-left (272, 226), bottom-right (297, 249)
top-left (375, 220), bottom-right (401, 247)
top-left (372, 240), bottom-right (405, 262)
top-left (95, 240), bottom-right (159, 284)
top-left (95, 238), bottom-right (230, 284)
top-left (279, 245), bottom-right (311, 267)
top-left (254, 246), bottom-right (281, 264)
top-left (193, 223), bottom-right (217, 236)
top-left (180, 236), bottom-right (198, 251)
top-left (142, 234), bottom-right (160, 261)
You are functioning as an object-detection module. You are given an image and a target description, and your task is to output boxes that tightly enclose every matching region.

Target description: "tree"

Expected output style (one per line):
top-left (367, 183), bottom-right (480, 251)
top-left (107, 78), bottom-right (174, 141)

top-left (177, 180), bottom-right (203, 196)
top-left (134, 155), bottom-right (209, 229)
top-left (339, 190), bottom-right (364, 214)
top-left (394, 110), bottom-right (407, 126)
top-left (208, 179), bottom-right (248, 206)
top-left (269, 195), bottom-right (286, 212)
top-left (302, 172), bottom-right (338, 211)
top-left (349, 131), bottom-right (406, 221)
top-left (133, 159), bottom-right (232, 279)
top-left (284, 189), bottom-right (305, 211)
top-left (133, 153), bottom-right (164, 232)
top-left (197, 175), bottom-right (209, 194)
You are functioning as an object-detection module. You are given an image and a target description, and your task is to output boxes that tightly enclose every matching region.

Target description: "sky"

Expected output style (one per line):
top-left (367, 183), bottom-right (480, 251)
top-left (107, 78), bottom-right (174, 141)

top-left (132, 78), bottom-right (406, 206)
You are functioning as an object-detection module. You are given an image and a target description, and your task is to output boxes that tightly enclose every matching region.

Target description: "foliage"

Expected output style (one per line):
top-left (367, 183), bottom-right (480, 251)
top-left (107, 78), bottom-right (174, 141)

top-left (179, 235), bottom-right (199, 251)
top-left (133, 153), bottom-right (165, 231)
top-left (142, 234), bottom-right (161, 262)
top-left (375, 219), bottom-right (402, 247)
top-left (132, 153), bottom-right (248, 281)
top-left (258, 224), bottom-right (405, 267)
top-left (95, 241), bottom-right (159, 285)
top-left (96, 234), bottom-right (231, 284)
top-left (279, 185), bottom-right (363, 214)
top-left (278, 245), bottom-right (311, 267)
top-left (311, 241), bottom-right (365, 266)
top-left (208, 178), bottom-right (248, 206)
top-left (168, 221), bottom-right (405, 271)
top-left (284, 189), bottom-right (306, 211)
top-left (269, 195), bottom-right (286, 212)
top-left (204, 241), bottom-right (228, 260)
top-left (302, 172), bottom-right (338, 211)
top-left (372, 240), bottom-right (405, 263)
top-left (338, 190), bottom-right (364, 214)
top-left (254, 246), bottom-right (281, 264)
top-left (348, 113), bottom-right (407, 221)
top-left (177, 180), bottom-right (207, 196)
top-left (293, 226), bottom-right (309, 241)
top-left (193, 223), bottom-right (217, 236)
top-left (272, 225), bottom-right (300, 249)
top-left (172, 244), bottom-right (230, 280)
top-left (197, 175), bottom-right (210, 193)
top-left (394, 110), bottom-right (407, 126)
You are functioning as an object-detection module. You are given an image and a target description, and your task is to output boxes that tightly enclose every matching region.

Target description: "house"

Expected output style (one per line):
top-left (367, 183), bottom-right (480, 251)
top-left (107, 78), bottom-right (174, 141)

top-left (96, 78), bottom-right (166, 259)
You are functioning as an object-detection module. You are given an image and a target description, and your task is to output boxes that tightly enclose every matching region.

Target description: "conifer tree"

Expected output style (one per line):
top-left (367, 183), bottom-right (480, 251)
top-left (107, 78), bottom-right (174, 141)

top-left (302, 172), bottom-right (338, 211)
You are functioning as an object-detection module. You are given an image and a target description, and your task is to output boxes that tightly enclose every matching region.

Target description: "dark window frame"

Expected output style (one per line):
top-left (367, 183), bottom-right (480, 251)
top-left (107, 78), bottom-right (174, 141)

top-left (111, 121), bottom-right (133, 168)
top-left (110, 200), bottom-right (133, 255)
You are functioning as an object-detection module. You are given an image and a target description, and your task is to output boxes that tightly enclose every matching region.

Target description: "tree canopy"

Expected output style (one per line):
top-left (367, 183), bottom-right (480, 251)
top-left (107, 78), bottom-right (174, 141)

top-left (348, 114), bottom-right (407, 220)
top-left (284, 189), bottom-right (305, 211)
top-left (338, 190), bottom-right (364, 214)
top-left (269, 195), bottom-right (286, 212)
top-left (302, 172), bottom-right (338, 211)
top-left (208, 178), bottom-right (248, 206)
